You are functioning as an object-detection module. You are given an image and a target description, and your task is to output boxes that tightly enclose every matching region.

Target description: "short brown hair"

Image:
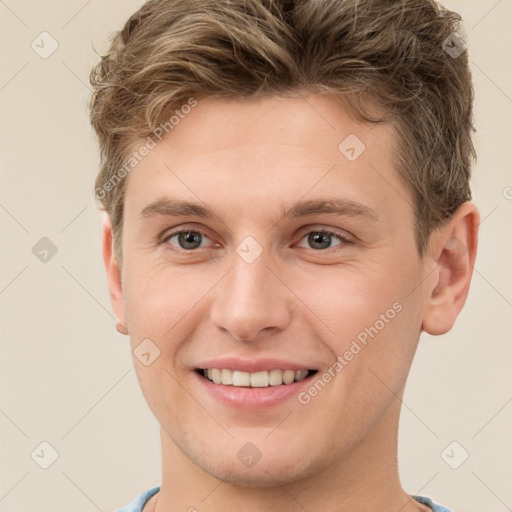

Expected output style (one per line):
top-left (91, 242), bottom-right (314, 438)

top-left (89, 0), bottom-right (475, 266)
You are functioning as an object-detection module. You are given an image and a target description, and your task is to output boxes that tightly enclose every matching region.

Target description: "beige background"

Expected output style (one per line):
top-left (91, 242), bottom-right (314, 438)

top-left (0, 1), bottom-right (511, 511)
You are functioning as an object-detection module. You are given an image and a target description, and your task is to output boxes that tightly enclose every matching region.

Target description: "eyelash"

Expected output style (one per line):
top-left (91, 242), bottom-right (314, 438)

top-left (162, 227), bottom-right (354, 254)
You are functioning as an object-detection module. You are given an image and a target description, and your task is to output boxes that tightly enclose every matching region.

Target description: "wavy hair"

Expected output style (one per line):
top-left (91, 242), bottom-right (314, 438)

top-left (89, 0), bottom-right (475, 265)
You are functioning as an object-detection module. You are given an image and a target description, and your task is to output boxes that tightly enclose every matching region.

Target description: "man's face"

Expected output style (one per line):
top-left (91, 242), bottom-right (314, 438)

top-left (116, 94), bottom-right (431, 485)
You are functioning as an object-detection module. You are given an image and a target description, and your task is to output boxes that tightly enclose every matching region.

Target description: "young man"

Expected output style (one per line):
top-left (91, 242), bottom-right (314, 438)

top-left (89, 1), bottom-right (479, 510)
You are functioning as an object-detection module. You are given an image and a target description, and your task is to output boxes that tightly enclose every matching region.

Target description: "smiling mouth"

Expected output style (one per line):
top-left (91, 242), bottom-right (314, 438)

top-left (195, 368), bottom-right (318, 387)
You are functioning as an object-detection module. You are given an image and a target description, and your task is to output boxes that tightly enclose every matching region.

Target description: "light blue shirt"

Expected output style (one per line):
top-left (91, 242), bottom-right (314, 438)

top-left (115, 486), bottom-right (453, 511)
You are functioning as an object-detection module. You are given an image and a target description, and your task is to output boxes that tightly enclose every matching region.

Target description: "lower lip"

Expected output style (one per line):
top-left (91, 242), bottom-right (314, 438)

top-left (193, 371), bottom-right (316, 409)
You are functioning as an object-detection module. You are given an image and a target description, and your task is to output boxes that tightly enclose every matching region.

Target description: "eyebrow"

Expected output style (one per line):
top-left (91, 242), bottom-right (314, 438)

top-left (140, 197), bottom-right (379, 222)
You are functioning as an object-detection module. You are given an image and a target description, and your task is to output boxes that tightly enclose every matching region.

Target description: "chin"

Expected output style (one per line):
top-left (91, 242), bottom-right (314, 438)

top-left (189, 445), bottom-right (320, 488)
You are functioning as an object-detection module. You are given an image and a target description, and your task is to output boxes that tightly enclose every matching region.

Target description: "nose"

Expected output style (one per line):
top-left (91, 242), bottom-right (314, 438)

top-left (209, 249), bottom-right (292, 342)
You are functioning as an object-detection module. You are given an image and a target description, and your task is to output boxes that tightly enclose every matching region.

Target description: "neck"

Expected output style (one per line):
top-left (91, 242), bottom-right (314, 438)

top-left (151, 399), bottom-right (426, 512)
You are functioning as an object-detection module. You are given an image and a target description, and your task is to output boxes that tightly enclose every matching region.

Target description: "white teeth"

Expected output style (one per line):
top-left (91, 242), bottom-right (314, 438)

top-left (232, 371), bottom-right (250, 386)
top-left (268, 369), bottom-right (283, 386)
top-left (295, 370), bottom-right (309, 381)
top-left (211, 368), bottom-right (222, 385)
top-left (282, 370), bottom-right (295, 384)
top-left (250, 371), bottom-right (269, 387)
top-left (221, 369), bottom-right (233, 385)
top-left (202, 368), bottom-right (312, 387)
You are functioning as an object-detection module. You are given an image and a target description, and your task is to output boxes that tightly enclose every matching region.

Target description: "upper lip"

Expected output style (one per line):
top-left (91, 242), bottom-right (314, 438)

top-left (195, 357), bottom-right (317, 373)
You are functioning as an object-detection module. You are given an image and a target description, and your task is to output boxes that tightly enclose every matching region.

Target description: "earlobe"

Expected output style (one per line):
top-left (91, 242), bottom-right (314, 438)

top-left (421, 201), bottom-right (479, 336)
top-left (102, 214), bottom-right (127, 329)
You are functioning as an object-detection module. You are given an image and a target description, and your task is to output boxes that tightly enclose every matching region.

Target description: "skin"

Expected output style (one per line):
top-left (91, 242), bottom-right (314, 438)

top-left (102, 94), bottom-right (479, 511)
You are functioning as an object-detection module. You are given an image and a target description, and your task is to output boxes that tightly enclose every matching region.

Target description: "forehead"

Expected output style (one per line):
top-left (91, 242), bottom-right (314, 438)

top-left (154, 94), bottom-right (392, 162)
top-left (124, 94), bottom-right (411, 226)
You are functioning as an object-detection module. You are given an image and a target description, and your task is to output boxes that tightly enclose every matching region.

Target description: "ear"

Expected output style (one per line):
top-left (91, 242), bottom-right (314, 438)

top-left (422, 201), bottom-right (480, 336)
top-left (102, 214), bottom-right (126, 326)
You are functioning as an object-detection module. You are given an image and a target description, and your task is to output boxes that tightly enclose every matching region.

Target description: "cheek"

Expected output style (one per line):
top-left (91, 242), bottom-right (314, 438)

top-left (289, 260), bottom-right (407, 342)
top-left (124, 259), bottom-right (203, 329)
top-left (299, 258), bottom-right (423, 397)
top-left (131, 358), bottom-right (198, 440)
